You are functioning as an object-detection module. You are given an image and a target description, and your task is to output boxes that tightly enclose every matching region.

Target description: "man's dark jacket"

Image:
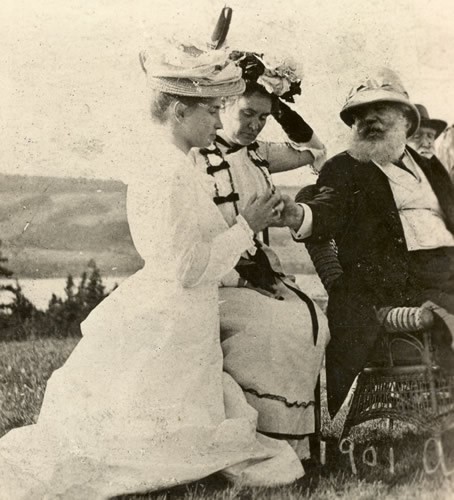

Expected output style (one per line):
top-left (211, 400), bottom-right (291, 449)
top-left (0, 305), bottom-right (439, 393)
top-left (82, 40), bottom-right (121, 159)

top-left (295, 148), bottom-right (454, 417)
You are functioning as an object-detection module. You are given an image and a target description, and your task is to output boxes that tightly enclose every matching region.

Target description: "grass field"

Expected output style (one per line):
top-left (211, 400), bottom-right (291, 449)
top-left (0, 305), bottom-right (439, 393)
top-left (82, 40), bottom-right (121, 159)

top-left (1, 338), bottom-right (453, 500)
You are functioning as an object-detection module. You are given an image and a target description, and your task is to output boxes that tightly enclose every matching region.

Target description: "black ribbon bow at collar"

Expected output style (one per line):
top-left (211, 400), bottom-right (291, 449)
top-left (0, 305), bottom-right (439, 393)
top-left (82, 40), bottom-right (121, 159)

top-left (215, 135), bottom-right (259, 155)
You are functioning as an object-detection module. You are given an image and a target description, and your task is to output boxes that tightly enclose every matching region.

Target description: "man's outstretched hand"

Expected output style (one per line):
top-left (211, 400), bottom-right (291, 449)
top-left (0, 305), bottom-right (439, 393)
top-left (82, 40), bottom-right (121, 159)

top-left (270, 185), bottom-right (337, 230)
top-left (269, 194), bottom-right (304, 230)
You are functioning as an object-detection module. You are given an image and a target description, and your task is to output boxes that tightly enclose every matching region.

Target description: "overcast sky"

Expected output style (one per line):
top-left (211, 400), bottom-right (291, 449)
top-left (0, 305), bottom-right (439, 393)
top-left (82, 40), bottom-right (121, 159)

top-left (1, 0), bottom-right (453, 184)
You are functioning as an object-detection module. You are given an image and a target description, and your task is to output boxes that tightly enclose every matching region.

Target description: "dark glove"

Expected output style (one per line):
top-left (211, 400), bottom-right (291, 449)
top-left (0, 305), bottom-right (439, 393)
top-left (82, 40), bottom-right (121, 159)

top-left (271, 98), bottom-right (314, 143)
top-left (235, 250), bottom-right (279, 293)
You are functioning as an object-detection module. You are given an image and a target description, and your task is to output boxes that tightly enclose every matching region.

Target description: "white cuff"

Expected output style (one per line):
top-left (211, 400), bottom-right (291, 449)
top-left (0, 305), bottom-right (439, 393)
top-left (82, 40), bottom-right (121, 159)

top-left (291, 203), bottom-right (313, 240)
top-left (235, 214), bottom-right (257, 255)
top-left (220, 268), bottom-right (242, 287)
top-left (287, 142), bottom-right (326, 173)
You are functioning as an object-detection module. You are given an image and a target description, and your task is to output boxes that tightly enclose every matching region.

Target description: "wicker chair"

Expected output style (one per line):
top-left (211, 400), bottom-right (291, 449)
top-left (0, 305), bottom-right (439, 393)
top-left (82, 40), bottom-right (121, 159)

top-left (306, 240), bottom-right (454, 438)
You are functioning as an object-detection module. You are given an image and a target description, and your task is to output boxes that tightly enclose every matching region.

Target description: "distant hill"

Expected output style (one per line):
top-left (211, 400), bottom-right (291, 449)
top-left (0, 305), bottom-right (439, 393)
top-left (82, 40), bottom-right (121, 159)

top-left (0, 174), bottom-right (315, 279)
top-left (0, 174), bottom-right (143, 278)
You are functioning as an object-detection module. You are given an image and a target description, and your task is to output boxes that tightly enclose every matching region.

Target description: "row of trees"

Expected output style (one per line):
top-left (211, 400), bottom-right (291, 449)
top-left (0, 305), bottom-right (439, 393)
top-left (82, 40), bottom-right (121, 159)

top-left (0, 243), bottom-right (112, 341)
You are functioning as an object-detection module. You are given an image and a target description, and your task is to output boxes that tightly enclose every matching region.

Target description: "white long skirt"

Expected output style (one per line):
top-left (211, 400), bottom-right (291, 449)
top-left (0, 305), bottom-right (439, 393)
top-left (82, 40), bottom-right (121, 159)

top-left (0, 272), bottom-right (303, 499)
top-left (220, 283), bottom-right (329, 441)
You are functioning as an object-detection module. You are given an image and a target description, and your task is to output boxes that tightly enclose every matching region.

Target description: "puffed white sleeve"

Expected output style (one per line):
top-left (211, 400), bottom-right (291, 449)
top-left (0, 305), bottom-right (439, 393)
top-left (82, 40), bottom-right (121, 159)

top-left (258, 141), bottom-right (327, 174)
top-left (169, 171), bottom-right (255, 287)
top-left (127, 158), bottom-right (255, 289)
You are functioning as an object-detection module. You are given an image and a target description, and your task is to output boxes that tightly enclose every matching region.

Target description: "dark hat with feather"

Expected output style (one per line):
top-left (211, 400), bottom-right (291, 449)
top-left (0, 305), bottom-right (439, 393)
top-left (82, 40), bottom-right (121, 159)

top-left (229, 50), bottom-right (302, 102)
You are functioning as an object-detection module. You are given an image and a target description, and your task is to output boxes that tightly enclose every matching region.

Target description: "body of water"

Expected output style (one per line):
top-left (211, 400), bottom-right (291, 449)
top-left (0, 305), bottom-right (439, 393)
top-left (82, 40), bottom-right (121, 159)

top-left (0, 276), bottom-right (127, 311)
top-left (0, 274), bottom-right (327, 312)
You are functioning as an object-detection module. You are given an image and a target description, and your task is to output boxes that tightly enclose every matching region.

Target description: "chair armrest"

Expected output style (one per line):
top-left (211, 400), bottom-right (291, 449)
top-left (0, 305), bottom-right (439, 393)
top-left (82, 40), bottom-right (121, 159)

top-left (377, 306), bottom-right (434, 333)
top-left (305, 241), bottom-right (343, 294)
top-left (306, 241), bottom-right (435, 334)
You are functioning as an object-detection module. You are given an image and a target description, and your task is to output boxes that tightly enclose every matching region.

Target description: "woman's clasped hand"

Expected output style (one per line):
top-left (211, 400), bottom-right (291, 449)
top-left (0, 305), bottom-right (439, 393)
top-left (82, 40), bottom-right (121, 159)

top-left (241, 188), bottom-right (285, 233)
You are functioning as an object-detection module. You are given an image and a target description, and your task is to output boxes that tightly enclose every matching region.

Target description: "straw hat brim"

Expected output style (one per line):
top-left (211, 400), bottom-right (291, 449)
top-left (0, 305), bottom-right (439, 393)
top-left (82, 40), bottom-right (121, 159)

top-left (419, 118), bottom-right (448, 139)
top-left (148, 77), bottom-right (245, 98)
top-left (340, 89), bottom-right (420, 137)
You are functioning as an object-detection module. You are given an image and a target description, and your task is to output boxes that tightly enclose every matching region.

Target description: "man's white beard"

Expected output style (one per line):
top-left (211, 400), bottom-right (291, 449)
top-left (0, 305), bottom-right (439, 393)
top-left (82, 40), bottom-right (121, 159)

top-left (348, 118), bottom-right (408, 165)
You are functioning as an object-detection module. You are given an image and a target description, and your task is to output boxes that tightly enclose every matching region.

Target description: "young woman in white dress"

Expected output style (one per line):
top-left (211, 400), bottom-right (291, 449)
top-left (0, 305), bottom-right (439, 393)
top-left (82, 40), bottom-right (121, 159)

top-left (0, 43), bottom-right (304, 499)
top-left (190, 51), bottom-right (330, 462)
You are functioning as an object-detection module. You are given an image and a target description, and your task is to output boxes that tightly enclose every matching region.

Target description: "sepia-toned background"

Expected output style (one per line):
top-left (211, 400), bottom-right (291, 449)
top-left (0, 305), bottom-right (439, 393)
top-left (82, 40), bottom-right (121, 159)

top-left (0, 0), bottom-right (453, 286)
top-left (2, 0), bottom-right (454, 182)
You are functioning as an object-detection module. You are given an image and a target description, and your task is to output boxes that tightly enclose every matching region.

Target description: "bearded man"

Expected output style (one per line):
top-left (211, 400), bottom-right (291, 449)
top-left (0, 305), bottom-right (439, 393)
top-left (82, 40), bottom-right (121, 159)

top-left (407, 104), bottom-right (447, 160)
top-left (276, 68), bottom-right (454, 417)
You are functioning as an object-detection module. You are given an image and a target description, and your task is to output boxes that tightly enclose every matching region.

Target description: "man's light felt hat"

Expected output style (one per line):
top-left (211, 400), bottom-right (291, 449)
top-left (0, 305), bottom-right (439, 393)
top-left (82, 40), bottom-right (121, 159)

top-left (139, 42), bottom-right (245, 98)
top-left (340, 68), bottom-right (420, 137)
